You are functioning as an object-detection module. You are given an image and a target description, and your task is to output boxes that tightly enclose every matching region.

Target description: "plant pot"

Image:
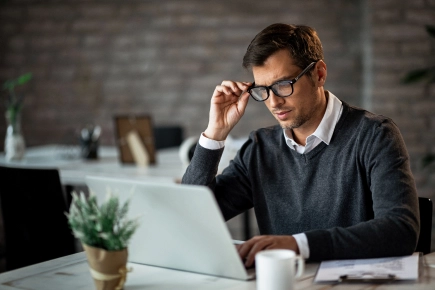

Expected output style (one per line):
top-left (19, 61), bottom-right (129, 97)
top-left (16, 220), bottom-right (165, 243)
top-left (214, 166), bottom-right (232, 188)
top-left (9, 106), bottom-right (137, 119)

top-left (82, 244), bottom-right (130, 290)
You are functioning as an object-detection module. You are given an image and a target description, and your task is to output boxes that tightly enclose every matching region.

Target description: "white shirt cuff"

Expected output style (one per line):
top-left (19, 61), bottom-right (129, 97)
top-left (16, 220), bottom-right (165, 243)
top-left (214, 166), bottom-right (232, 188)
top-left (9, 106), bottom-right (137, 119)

top-left (199, 133), bottom-right (225, 150)
top-left (293, 233), bottom-right (310, 259)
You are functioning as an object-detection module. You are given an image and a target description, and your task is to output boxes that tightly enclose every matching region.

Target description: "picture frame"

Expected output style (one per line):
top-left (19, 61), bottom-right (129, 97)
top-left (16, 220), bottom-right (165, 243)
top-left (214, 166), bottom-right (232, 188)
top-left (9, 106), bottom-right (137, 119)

top-left (113, 115), bottom-right (156, 165)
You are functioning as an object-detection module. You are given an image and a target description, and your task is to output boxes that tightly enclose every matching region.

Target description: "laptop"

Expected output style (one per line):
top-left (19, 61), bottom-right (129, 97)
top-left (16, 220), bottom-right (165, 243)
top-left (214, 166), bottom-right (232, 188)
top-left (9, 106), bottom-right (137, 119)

top-left (85, 176), bottom-right (256, 280)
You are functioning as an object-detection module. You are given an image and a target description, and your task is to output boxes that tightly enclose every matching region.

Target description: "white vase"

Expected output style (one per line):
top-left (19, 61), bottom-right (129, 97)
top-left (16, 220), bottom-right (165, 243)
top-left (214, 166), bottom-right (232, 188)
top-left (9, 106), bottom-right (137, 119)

top-left (4, 111), bottom-right (26, 161)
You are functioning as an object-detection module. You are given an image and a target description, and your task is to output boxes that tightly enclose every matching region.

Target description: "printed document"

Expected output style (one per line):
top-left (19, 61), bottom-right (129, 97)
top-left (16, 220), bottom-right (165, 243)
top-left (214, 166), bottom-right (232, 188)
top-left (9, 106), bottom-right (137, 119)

top-left (314, 252), bottom-right (419, 282)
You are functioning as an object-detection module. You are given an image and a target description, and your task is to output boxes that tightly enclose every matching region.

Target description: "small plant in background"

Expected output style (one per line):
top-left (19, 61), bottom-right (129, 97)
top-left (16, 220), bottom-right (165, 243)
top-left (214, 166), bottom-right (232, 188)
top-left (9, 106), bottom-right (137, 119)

top-left (2, 72), bottom-right (32, 161)
top-left (66, 191), bottom-right (139, 251)
top-left (402, 25), bottom-right (435, 170)
top-left (2, 72), bottom-right (32, 125)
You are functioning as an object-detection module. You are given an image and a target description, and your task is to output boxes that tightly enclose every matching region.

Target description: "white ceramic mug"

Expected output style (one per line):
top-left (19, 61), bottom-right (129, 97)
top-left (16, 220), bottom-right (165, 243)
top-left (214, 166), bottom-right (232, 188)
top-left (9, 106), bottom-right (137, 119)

top-left (255, 249), bottom-right (304, 290)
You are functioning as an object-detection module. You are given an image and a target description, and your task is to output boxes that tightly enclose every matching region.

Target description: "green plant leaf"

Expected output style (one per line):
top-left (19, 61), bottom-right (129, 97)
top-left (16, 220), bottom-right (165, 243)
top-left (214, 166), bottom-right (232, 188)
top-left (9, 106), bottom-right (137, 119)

top-left (16, 72), bottom-right (33, 85)
top-left (2, 72), bottom-right (33, 91)
top-left (65, 190), bottom-right (140, 251)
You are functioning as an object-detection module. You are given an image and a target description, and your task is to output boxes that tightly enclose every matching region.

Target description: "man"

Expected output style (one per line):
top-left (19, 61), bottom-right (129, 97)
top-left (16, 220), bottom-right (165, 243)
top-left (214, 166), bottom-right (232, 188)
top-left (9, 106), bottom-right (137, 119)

top-left (182, 23), bottom-right (419, 266)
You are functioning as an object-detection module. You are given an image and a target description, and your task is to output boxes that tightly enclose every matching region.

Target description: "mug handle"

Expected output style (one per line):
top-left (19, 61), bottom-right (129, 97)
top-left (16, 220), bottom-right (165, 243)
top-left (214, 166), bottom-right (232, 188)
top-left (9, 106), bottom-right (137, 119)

top-left (294, 256), bottom-right (305, 278)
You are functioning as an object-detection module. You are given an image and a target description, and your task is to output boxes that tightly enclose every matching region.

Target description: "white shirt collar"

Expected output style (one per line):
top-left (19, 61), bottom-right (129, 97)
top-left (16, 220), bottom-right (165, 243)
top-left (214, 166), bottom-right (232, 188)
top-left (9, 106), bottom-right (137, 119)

top-left (284, 91), bottom-right (343, 152)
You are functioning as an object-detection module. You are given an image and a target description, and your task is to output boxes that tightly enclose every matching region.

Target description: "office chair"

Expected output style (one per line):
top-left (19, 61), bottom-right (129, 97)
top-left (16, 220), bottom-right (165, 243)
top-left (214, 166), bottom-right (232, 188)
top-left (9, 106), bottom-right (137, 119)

top-left (153, 126), bottom-right (184, 150)
top-left (0, 166), bottom-right (76, 271)
top-left (416, 197), bottom-right (433, 255)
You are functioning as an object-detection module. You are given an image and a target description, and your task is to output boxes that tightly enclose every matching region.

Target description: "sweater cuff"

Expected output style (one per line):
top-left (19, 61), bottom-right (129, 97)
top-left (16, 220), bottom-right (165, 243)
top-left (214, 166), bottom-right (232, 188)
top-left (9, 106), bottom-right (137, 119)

top-left (305, 230), bottom-right (333, 261)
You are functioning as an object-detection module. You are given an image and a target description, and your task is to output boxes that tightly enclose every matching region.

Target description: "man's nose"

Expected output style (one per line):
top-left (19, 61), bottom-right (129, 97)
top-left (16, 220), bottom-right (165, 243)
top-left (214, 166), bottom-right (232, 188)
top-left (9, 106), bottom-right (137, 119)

top-left (268, 91), bottom-right (284, 107)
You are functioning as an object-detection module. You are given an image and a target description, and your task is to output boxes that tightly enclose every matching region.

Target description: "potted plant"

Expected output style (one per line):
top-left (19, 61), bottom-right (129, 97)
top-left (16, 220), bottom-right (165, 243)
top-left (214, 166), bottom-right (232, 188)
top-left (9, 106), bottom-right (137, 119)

top-left (2, 72), bottom-right (32, 161)
top-left (66, 191), bottom-right (139, 290)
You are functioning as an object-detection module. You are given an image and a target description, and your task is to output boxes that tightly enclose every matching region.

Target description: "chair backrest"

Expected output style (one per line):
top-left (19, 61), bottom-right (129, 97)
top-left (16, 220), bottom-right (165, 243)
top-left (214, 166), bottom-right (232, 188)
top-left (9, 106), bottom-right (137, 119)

top-left (0, 166), bottom-right (76, 271)
top-left (416, 197), bottom-right (433, 255)
top-left (153, 126), bottom-right (184, 150)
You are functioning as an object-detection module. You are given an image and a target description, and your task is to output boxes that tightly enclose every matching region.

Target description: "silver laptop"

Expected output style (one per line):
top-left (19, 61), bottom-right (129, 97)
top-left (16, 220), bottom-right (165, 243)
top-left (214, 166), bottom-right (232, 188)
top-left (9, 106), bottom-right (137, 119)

top-left (85, 176), bottom-right (255, 280)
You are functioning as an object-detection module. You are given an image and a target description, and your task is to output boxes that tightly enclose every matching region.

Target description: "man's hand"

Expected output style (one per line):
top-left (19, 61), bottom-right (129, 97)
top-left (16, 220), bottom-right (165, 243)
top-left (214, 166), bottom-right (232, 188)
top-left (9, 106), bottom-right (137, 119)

top-left (204, 80), bottom-right (251, 141)
top-left (236, 235), bottom-right (300, 268)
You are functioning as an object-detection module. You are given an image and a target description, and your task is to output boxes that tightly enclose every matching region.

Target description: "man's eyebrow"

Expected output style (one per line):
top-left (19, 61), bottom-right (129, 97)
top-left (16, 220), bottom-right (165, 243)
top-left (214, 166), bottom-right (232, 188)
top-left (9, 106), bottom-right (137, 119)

top-left (255, 75), bottom-right (296, 87)
top-left (275, 75), bottom-right (296, 82)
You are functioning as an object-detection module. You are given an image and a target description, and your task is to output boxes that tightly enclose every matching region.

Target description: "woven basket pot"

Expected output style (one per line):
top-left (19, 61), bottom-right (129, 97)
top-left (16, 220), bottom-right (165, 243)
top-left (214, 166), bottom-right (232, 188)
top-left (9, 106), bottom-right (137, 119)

top-left (83, 244), bottom-right (129, 290)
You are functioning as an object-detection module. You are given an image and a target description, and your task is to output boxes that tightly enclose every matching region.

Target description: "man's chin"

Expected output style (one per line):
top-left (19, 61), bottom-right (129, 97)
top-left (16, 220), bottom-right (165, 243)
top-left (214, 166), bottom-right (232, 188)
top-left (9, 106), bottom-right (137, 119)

top-left (278, 119), bottom-right (304, 131)
top-left (277, 119), bottom-right (294, 129)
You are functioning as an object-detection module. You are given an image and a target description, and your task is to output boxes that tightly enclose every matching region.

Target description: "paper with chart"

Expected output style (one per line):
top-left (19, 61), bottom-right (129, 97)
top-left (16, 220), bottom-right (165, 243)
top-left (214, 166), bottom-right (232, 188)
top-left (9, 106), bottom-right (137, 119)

top-left (314, 252), bottom-right (419, 282)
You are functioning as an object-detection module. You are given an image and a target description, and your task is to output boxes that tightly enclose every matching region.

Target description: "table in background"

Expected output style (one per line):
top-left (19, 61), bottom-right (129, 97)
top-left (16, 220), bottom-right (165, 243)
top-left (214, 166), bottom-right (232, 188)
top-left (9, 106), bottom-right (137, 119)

top-left (0, 144), bottom-right (185, 185)
top-left (1, 252), bottom-right (435, 290)
top-left (0, 144), bottom-right (255, 240)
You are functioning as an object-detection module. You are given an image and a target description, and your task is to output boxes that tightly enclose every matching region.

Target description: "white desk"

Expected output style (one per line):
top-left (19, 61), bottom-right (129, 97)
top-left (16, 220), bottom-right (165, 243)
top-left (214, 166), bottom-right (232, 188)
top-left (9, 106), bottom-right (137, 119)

top-left (0, 144), bottom-right (251, 241)
top-left (0, 145), bottom-right (185, 185)
top-left (1, 252), bottom-right (435, 289)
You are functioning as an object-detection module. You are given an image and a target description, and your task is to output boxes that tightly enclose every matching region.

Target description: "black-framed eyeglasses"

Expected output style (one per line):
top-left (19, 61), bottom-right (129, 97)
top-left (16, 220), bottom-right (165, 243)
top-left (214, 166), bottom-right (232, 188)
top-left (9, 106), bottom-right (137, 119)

top-left (247, 62), bottom-right (316, 102)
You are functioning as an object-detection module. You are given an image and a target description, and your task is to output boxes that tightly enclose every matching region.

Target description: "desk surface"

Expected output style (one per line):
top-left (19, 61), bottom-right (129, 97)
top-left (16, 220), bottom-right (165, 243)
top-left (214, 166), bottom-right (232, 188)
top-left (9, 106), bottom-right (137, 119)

top-left (1, 252), bottom-right (435, 290)
top-left (0, 144), bottom-right (252, 241)
top-left (0, 145), bottom-right (185, 185)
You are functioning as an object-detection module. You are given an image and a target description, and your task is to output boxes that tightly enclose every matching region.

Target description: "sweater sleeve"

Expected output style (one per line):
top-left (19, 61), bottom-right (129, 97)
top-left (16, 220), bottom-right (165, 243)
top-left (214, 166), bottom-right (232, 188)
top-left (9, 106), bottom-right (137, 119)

top-left (305, 118), bottom-right (420, 261)
top-left (181, 139), bottom-right (254, 221)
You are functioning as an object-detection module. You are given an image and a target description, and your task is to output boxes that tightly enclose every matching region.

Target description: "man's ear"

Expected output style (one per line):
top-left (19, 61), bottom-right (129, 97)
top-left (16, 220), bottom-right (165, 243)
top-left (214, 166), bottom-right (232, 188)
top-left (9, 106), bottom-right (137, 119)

top-left (314, 60), bottom-right (327, 87)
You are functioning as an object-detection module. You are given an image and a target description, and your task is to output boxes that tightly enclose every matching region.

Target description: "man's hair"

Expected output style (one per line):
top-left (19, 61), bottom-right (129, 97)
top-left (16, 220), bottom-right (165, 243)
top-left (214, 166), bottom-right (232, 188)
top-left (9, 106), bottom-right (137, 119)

top-left (242, 23), bottom-right (324, 72)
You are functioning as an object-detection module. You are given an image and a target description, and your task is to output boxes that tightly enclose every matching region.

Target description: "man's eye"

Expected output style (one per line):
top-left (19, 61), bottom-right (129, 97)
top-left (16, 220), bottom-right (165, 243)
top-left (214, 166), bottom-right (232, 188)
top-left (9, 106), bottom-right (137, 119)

top-left (277, 81), bottom-right (291, 87)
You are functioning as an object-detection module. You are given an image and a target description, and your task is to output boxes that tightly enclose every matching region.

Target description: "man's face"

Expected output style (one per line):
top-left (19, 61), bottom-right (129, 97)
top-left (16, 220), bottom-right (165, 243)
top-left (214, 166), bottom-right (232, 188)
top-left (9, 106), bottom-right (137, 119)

top-left (252, 49), bottom-right (325, 134)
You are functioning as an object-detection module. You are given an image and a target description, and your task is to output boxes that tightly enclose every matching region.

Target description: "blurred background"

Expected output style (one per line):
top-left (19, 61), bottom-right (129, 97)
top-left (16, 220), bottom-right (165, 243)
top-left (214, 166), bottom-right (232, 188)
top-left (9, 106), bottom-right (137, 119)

top-left (0, 1), bottom-right (434, 202)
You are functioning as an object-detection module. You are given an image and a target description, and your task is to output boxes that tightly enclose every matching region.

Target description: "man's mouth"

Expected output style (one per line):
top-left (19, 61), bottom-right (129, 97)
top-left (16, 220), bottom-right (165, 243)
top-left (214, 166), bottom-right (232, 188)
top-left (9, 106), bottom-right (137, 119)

top-left (274, 110), bottom-right (292, 120)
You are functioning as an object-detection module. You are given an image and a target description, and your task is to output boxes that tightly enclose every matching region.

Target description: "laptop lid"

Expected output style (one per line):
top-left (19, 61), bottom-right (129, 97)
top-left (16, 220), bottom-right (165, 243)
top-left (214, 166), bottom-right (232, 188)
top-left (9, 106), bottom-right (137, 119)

top-left (85, 176), bottom-right (254, 280)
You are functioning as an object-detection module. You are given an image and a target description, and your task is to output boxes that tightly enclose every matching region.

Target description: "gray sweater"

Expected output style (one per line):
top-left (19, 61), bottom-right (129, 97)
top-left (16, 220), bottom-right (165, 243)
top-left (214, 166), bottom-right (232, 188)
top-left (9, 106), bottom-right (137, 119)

top-left (182, 102), bottom-right (420, 261)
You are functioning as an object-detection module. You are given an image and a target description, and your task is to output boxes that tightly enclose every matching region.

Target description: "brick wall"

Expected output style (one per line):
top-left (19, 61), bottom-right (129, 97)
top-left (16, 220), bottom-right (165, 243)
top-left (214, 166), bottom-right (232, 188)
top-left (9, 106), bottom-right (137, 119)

top-left (0, 0), bottom-right (363, 147)
top-left (370, 0), bottom-right (435, 250)
top-left (370, 0), bottom-right (435, 203)
top-left (0, 0), bottom-right (435, 247)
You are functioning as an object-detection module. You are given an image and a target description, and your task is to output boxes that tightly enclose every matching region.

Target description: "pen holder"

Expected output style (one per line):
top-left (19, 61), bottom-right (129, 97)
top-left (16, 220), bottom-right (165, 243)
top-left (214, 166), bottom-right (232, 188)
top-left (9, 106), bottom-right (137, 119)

top-left (81, 139), bottom-right (99, 159)
top-left (79, 125), bottom-right (101, 160)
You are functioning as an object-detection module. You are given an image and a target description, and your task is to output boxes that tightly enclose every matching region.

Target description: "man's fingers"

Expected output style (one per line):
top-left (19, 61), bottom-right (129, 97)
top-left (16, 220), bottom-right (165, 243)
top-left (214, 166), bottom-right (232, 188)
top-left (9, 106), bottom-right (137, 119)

top-left (213, 85), bottom-right (240, 99)
top-left (237, 91), bottom-right (250, 112)
top-left (220, 81), bottom-right (252, 95)
top-left (237, 240), bottom-right (252, 258)
top-left (214, 85), bottom-right (232, 96)
top-left (244, 239), bottom-right (272, 267)
top-left (237, 237), bottom-right (272, 267)
top-left (237, 237), bottom-right (258, 260)
top-left (219, 81), bottom-right (240, 95)
top-left (237, 235), bottom-right (299, 267)
top-left (234, 81), bottom-right (252, 92)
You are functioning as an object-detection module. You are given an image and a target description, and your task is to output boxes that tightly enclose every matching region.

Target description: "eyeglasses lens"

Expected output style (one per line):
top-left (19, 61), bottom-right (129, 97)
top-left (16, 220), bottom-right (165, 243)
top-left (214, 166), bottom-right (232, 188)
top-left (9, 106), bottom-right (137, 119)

top-left (250, 87), bottom-right (268, 101)
top-left (272, 81), bottom-right (293, 97)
